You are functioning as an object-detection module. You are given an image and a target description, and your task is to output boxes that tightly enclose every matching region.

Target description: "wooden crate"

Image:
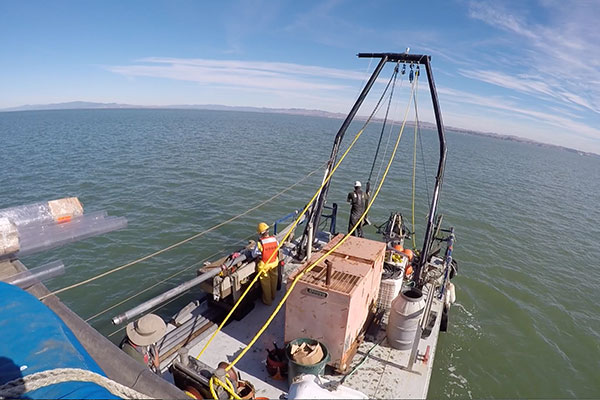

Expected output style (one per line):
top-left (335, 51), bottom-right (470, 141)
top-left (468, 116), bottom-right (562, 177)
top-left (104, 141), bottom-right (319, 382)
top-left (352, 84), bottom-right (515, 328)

top-left (284, 234), bottom-right (385, 372)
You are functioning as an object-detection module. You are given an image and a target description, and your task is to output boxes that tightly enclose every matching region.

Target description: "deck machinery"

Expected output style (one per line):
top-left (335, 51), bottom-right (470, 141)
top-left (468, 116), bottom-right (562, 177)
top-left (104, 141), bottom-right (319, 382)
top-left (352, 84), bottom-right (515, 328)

top-left (108, 51), bottom-right (458, 399)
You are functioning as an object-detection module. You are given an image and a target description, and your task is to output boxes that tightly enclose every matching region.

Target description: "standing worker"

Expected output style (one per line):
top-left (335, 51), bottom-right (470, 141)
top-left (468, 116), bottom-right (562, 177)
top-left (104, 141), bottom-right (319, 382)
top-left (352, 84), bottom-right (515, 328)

top-left (347, 181), bottom-right (367, 237)
top-left (251, 222), bottom-right (280, 305)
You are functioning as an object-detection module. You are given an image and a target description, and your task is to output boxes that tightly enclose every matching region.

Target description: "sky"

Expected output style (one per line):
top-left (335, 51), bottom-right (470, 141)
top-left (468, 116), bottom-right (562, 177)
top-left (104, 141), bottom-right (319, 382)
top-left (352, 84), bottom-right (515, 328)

top-left (1, 0), bottom-right (599, 153)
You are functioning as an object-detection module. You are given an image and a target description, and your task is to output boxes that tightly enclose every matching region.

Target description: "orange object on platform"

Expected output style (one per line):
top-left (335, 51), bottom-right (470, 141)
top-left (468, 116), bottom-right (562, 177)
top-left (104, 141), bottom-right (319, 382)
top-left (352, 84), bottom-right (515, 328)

top-left (393, 243), bottom-right (404, 252)
top-left (402, 248), bottom-right (414, 261)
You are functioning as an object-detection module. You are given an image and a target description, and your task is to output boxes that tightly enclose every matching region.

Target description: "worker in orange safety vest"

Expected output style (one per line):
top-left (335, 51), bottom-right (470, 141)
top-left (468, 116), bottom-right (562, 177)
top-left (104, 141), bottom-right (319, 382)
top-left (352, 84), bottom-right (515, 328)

top-left (251, 222), bottom-right (280, 305)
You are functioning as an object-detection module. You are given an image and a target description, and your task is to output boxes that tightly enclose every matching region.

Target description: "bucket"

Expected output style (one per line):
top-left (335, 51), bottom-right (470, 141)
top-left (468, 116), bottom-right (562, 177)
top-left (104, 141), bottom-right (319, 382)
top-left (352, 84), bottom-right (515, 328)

top-left (386, 288), bottom-right (426, 350)
top-left (237, 380), bottom-right (255, 400)
top-left (285, 338), bottom-right (330, 386)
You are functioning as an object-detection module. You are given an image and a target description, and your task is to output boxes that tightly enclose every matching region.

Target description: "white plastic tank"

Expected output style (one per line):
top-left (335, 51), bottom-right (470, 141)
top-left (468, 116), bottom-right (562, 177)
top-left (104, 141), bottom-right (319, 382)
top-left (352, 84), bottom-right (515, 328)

top-left (386, 287), bottom-right (426, 350)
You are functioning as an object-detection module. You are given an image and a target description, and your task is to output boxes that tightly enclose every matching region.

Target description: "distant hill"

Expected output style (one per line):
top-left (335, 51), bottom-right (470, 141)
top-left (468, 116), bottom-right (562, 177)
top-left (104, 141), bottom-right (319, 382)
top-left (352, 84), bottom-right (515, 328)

top-left (0, 101), bottom-right (138, 112)
top-left (0, 101), bottom-right (347, 119)
top-left (1, 101), bottom-right (597, 158)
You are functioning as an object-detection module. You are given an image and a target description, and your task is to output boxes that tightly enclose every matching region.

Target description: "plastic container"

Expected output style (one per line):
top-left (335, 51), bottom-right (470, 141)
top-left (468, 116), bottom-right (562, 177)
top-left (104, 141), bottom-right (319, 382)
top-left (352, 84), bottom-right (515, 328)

top-left (377, 278), bottom-right (403, 321)
top-left (17, 215), bottom-right (127, 257)
top-left (0, 197), bottom-right (83, 227)
top-left (286, 338), bottom-right (330, 385)
top-left (0, 217), bottom-right (19, 256)
top-left (288, 374), bottom-right (368, 399)
top-left (386, 288), bottom-right (426, 350)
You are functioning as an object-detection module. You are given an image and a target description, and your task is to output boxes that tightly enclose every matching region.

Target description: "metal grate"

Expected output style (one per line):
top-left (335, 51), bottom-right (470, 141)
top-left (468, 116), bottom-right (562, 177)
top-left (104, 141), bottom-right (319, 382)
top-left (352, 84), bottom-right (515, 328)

top-left (301, 264), bottom-right (361, 294)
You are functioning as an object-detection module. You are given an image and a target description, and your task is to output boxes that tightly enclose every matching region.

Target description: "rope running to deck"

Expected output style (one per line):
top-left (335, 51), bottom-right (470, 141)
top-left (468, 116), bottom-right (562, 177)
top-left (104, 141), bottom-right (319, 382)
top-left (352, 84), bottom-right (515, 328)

top-left (411, 69), bottom-right (420, 248)
top-left (0, 368), bottom-right (152, 399)
top-left (84, 233), bottom-right (253, 322)
top-left (38, 162), bottom-right (326, 301)
top-left (223, 72), bottom-right (418, 374)
top-left (195, 66), bottom-right (400, 361)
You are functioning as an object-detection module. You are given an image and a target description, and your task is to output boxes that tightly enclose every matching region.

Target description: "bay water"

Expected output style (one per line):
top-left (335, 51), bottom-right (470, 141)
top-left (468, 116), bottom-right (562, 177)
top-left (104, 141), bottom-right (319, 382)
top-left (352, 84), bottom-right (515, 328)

top-left (1, 109), bottom-right (599, 398)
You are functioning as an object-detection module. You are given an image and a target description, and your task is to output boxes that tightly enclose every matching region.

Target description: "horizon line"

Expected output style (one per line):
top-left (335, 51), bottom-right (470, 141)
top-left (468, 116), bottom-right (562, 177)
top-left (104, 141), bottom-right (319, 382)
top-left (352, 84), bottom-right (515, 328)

top-left (1, 100), bottom-right (598, 158)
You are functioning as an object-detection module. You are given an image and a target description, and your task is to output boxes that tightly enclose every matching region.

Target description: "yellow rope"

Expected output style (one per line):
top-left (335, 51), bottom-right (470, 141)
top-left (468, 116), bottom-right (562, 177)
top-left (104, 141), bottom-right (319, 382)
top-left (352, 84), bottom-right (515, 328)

top-left (38, 162), bottom-right (325, 301)
top-left (224, 78), bottom-right (417, 372)
top-left (209, 375), bottom-right (241, 400)
top-left (195, 120), bottom-right (375, 360)
top-left (83, 236), bottom-right (252, 322)
top-left (195, 76), bottom-right (399, 360)
top-left (105, 84), bottom-right (394, 340)
top-left (411, 71), bottom-right (420, 248)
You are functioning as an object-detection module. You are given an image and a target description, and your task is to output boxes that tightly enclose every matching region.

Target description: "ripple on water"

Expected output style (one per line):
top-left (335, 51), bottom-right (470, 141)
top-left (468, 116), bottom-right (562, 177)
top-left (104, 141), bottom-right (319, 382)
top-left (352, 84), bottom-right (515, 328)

top-left (2, 110), bottom-right (600, 398)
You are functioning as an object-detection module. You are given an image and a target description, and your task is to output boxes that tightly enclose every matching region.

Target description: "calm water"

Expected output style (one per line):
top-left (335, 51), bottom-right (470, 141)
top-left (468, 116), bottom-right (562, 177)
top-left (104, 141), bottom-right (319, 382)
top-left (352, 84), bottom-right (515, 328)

top-left (1, 109), bottom-right (599, 398)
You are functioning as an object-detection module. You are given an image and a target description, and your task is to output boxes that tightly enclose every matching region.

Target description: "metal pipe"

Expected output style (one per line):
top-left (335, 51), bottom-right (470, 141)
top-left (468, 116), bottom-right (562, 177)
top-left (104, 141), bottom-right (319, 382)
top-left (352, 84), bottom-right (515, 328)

top-left (112, 267), bottom-right (221, 325)
top-left (407, 284), bottom-right (434, 371)
top-left (273, 210), bottom-right (298, 235)
top-left (358, 52), bottom-right (429, 64)
top-left (414, 56), bottom-right (447, 288)
top-left (438, 228), bottom-right (455, 300)
top-left (306, 223), bottom-right (313, 261)
top-left (358, 53), bottom-right (448, 289)
top-left (4, 260), bottom-right (65, 288)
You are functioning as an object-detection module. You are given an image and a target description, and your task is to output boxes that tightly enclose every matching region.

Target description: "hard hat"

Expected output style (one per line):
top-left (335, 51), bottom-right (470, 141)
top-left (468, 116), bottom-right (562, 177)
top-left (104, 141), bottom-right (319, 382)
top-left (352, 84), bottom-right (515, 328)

top-left (354, 181), bottom-right (361, 187)
top-left (257, 222), bottom-right (269, 234)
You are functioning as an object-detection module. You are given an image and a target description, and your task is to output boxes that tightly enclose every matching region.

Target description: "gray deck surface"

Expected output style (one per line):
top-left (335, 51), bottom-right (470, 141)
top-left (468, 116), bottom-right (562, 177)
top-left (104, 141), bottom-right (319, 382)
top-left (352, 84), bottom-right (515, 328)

top-left (187, 260), bottom-right (443, 399)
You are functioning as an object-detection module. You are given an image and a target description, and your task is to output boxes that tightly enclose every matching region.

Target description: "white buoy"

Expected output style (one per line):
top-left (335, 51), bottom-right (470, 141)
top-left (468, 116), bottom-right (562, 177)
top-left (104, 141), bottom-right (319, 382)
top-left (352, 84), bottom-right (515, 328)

top-left (444, 282), bottom-right (456, 308)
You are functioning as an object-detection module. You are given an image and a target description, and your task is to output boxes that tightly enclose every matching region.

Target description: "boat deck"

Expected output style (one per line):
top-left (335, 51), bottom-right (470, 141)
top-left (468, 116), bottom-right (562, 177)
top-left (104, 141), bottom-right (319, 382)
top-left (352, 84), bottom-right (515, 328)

top-left (184, 260), bottom-right (444, 399)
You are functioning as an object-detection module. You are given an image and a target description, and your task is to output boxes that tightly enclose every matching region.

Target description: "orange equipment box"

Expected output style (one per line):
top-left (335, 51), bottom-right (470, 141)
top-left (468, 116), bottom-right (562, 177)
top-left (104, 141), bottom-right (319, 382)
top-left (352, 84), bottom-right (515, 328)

top-left (284, 234), bottom-right (385, 372)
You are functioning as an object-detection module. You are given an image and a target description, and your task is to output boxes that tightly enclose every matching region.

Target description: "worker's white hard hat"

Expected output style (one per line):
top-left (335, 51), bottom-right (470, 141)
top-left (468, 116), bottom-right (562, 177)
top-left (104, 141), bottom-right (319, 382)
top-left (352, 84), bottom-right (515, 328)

top-left (354, 181), bottom-right (361, 187)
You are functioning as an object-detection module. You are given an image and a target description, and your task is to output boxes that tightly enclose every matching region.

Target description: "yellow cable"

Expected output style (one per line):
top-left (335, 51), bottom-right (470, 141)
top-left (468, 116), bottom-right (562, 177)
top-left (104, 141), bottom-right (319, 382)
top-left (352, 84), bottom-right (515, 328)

top-left (209, 377), bottom-right (219, 400)
top-left (411, 72), bottom-right (420, 248)
top-left (196, 116), bottom-right (379, 360)
top-left (84, 241), bottom-right (252, 322)
top-left (225, 79), bottom-right (417, 372)
top-left (38, 162), bottom-right (325, 301)
top-left (209, 376), bottom-right (241, 400)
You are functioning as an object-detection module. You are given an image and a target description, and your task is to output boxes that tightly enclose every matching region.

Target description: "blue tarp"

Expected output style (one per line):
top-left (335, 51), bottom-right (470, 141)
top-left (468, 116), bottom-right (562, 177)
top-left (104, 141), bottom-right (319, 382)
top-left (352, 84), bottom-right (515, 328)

top-left (0, 282), bottom-right (119, 399)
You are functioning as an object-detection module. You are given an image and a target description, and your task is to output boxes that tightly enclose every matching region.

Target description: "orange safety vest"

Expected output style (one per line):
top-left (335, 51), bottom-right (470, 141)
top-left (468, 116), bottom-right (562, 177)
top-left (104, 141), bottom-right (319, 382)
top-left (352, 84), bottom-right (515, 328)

top-left (259, 236), bottom-right (279, 264)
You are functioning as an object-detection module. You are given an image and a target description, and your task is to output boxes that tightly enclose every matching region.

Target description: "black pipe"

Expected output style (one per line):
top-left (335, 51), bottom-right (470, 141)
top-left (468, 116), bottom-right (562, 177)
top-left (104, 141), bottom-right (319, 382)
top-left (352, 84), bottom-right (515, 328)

top-left (300, 55), bottom-right (388, 256)
top-left (413, 56), bottom-right (447, 288)
top-left (300, 52), bottom-right (448, 291)
top-left (358, 53), bottom-right (429, 64)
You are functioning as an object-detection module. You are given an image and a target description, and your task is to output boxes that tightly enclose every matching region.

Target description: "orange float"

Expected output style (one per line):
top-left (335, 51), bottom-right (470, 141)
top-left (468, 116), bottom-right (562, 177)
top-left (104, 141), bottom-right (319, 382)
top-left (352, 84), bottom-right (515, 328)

top-left (401, 248), bottom-right (414, 261)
